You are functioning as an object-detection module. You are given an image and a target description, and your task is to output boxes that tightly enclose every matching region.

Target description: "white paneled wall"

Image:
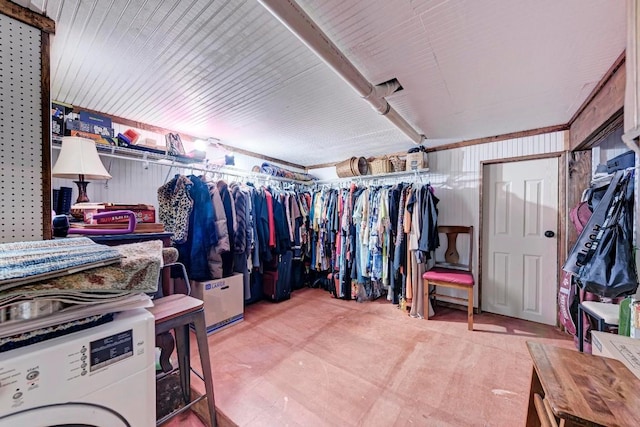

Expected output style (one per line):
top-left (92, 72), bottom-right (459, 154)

top-left (430, 132), bottom-right (565, 233)
top-left (51, 149), bottom-right (172, 210)
top-left (429, 131), bottom-right (566, 305)
top-left (307, 132), bottom-right (566, 307)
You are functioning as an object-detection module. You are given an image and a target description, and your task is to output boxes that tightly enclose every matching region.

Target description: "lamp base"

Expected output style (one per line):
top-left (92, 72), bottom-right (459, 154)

top-left (71, 180), bottom-right (91, 221)
top-left (74, 180), bottom-right (91, 203)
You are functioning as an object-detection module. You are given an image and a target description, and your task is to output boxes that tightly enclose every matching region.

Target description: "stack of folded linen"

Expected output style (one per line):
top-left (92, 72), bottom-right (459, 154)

top-left (0, 238), bottom-right (164, 351)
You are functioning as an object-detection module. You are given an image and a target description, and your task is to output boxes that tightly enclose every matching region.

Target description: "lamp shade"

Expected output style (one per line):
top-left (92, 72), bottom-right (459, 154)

top-left (52, 136), bottom-right (112, 180)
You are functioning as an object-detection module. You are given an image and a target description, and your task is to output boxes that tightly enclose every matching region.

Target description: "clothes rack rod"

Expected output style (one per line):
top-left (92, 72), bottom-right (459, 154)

top-left (314, 168), bottom-right (430, 185)
top-left (52, 143), bottom-right (312, 186)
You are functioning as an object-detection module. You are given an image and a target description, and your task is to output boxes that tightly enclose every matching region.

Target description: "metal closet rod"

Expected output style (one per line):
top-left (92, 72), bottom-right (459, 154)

top-left (314, 169), bottom-right (430, 186)
top-left (190, 164), bottom-right (312, 186)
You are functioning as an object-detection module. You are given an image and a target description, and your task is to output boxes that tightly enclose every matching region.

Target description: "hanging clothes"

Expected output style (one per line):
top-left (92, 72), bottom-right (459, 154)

top-left (160, 175), bottom-right (217, 282)
top-left (206, 181), bottom-right (229, 279)
top-left (309, 180), bottom-right (439, 308)
top-left (157, 175), bottom-right (194, 245)
top-left (230, 182), bottom-right (252, 298)
top-left (217, 180), bottom-right (236, 277)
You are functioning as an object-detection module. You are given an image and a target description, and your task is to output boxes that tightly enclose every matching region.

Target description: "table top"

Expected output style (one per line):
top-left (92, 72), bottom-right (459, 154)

top-left (527, 341), bottom-right (640, 426)
top-left (87, 232), bottom-right (173, 243)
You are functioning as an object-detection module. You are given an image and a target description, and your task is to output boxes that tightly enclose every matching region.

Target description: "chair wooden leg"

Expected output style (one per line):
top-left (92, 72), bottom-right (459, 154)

top-left (467, 287), bottom-right (474, 331)
top-left (174, 324), bottom-right (191, 405)
top-left (424, 280), bottom-right (431, 320)
top-left (193, 309), bottom-right (217, 427)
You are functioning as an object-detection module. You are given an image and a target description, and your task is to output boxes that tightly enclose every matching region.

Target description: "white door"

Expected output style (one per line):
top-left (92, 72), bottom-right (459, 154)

top-left (482, 158), bottom-right (558, 325)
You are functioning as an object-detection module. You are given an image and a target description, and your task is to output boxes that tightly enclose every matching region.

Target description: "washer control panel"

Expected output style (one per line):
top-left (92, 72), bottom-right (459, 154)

top-left (0, 309), bottom-right (153, 416)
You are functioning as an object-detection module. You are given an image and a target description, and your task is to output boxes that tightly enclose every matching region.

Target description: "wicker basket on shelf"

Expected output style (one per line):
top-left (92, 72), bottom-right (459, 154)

top-left (370, 156), bottom-right (392, 175)
top-left (336, 156), bottom-right (368, 178)
top-left (336, 158), bottom-right (354, 178)
top-left (389, 156), bottom-right (406, 172)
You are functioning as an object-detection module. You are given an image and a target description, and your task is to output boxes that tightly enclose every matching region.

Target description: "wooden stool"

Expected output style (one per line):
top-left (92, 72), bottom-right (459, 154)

top-left (148, 294), bottom-right (217, 426)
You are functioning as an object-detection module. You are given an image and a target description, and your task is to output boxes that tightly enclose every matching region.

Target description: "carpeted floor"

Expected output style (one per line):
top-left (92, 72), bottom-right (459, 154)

top-left (168, 287), bottom-right (573, 426)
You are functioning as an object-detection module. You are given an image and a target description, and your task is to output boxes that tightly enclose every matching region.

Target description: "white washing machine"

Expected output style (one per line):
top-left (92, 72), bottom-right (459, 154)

top-left (0, 308), bottom-right (156, 427)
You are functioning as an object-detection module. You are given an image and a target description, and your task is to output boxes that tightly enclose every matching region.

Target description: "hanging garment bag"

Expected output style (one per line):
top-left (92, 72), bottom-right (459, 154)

top-left (577, 171), bottom-right (638, 298)
top-left (563, 170), bottom-right (623, 275)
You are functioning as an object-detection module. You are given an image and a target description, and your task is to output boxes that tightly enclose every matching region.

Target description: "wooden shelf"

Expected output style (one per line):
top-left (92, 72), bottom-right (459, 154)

top-left (52, 137), bottom-right (313, 186)
top-left (52, 137), bottom-right (199, 165)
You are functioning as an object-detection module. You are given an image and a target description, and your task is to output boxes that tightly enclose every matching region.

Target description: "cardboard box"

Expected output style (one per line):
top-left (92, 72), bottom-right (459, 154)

top-left (591, 331), bottom-right (640, 380)
top-left (68, 129), bottom-right (110, 143)
top-left (405, 151), bottom-right (428, 171)
top-left (191, 274), bottom-right (244, 334)
top-left (66, 119), bottom-right (114, 137)
top-left (79, 110), bottom-right (112, 128)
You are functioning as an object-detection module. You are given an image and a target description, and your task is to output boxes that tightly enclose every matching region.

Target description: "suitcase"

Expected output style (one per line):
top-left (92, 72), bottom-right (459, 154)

top-left (263, 270), bottom-right (279, 301)
top-left (264, 251), bottom-right (292, 302)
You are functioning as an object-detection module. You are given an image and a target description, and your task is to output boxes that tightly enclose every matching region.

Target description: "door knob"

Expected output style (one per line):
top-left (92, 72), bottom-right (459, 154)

top-left (544, 230), bottom-right (555, 238)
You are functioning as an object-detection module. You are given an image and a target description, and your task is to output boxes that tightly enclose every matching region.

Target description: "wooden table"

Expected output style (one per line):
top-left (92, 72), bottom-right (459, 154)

top-left (526, 341), bottom-right (640, 426)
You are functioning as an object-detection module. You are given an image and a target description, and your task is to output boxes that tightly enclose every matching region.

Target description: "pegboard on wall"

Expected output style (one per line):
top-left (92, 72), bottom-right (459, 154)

top-left (0, 14), bottom-right (43, 243)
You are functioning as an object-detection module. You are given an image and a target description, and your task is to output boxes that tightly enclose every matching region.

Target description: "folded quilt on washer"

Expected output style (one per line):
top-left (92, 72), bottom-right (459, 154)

top-left (0, 313), bottom-right (114, 353)
top-left (0, 237), bottom-right (122, 290)
top-left (0, 240), bottom-right (163, 296)
top-left (0, 293), bottom-right (153, 343)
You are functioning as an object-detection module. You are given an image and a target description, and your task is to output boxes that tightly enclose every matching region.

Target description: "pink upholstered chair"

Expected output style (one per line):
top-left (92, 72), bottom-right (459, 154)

top-left (422, 226), bottom-right (475, 330)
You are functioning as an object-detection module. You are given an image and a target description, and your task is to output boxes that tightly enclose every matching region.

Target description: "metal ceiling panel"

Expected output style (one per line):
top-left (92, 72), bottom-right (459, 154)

top-left (40, 0), bottom-right (627, 166)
